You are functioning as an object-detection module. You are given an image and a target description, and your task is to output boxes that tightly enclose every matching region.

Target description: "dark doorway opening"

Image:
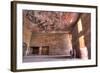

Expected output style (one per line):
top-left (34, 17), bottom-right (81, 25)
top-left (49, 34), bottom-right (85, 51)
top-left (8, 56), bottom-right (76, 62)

top-left (42, 46), bottom-right (49, 55)
top-left (30, 46), bottom-right (49, 55)
top-left (31, 47), bottom-right (39, 55)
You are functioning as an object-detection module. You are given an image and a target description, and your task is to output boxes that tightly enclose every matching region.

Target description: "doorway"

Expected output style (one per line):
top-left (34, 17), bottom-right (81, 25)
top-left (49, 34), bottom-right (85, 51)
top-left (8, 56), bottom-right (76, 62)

top-left (42, 46), bottom-right (49, 55)
top-left (31, 46), bottom-right (49, 55)
top-left (31, 47), bottom-right (39, 55)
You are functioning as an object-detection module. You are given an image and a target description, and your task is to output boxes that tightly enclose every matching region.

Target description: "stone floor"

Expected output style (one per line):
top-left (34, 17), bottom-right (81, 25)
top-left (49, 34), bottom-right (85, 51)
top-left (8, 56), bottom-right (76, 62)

top-left (23, 55), bottom-right (73, 62)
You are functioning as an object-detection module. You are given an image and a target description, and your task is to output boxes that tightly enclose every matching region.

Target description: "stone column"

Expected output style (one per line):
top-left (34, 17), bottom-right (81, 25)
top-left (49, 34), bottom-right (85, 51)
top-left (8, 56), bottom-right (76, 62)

top-left (39, 46), bottom-right (42, 55)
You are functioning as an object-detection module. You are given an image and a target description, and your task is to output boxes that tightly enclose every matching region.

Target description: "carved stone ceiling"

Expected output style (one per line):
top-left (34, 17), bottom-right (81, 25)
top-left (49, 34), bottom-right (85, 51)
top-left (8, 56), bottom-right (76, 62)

top-left (23, 10), bottom-right (80, 33)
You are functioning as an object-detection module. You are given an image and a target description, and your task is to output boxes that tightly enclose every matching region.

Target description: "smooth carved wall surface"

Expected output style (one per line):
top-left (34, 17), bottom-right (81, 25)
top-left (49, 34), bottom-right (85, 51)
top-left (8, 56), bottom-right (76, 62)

top-left (30, 33), bottom-right (72, 55)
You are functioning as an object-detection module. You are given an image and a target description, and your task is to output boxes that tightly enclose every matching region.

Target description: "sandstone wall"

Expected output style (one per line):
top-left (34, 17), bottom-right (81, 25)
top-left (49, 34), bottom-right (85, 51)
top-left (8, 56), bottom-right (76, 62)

top-left (30, 33), bottom-right (72, 55)
top-left (72, 13), bottom-right (91, 59)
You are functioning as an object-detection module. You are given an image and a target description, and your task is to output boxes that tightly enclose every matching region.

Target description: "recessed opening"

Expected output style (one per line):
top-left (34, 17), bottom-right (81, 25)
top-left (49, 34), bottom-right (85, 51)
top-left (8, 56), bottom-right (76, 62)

top-left (30, 46), bottom-right (49, 55)
top-left (31, 47), bottom-right (39, 55)
top-left (41, 46), bottom-right (49, 55)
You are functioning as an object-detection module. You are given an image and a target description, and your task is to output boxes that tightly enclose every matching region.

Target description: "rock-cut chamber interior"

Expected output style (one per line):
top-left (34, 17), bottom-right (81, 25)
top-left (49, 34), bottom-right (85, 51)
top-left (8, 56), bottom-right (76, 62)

top-left (23, 10), bottom-right (91, 60)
